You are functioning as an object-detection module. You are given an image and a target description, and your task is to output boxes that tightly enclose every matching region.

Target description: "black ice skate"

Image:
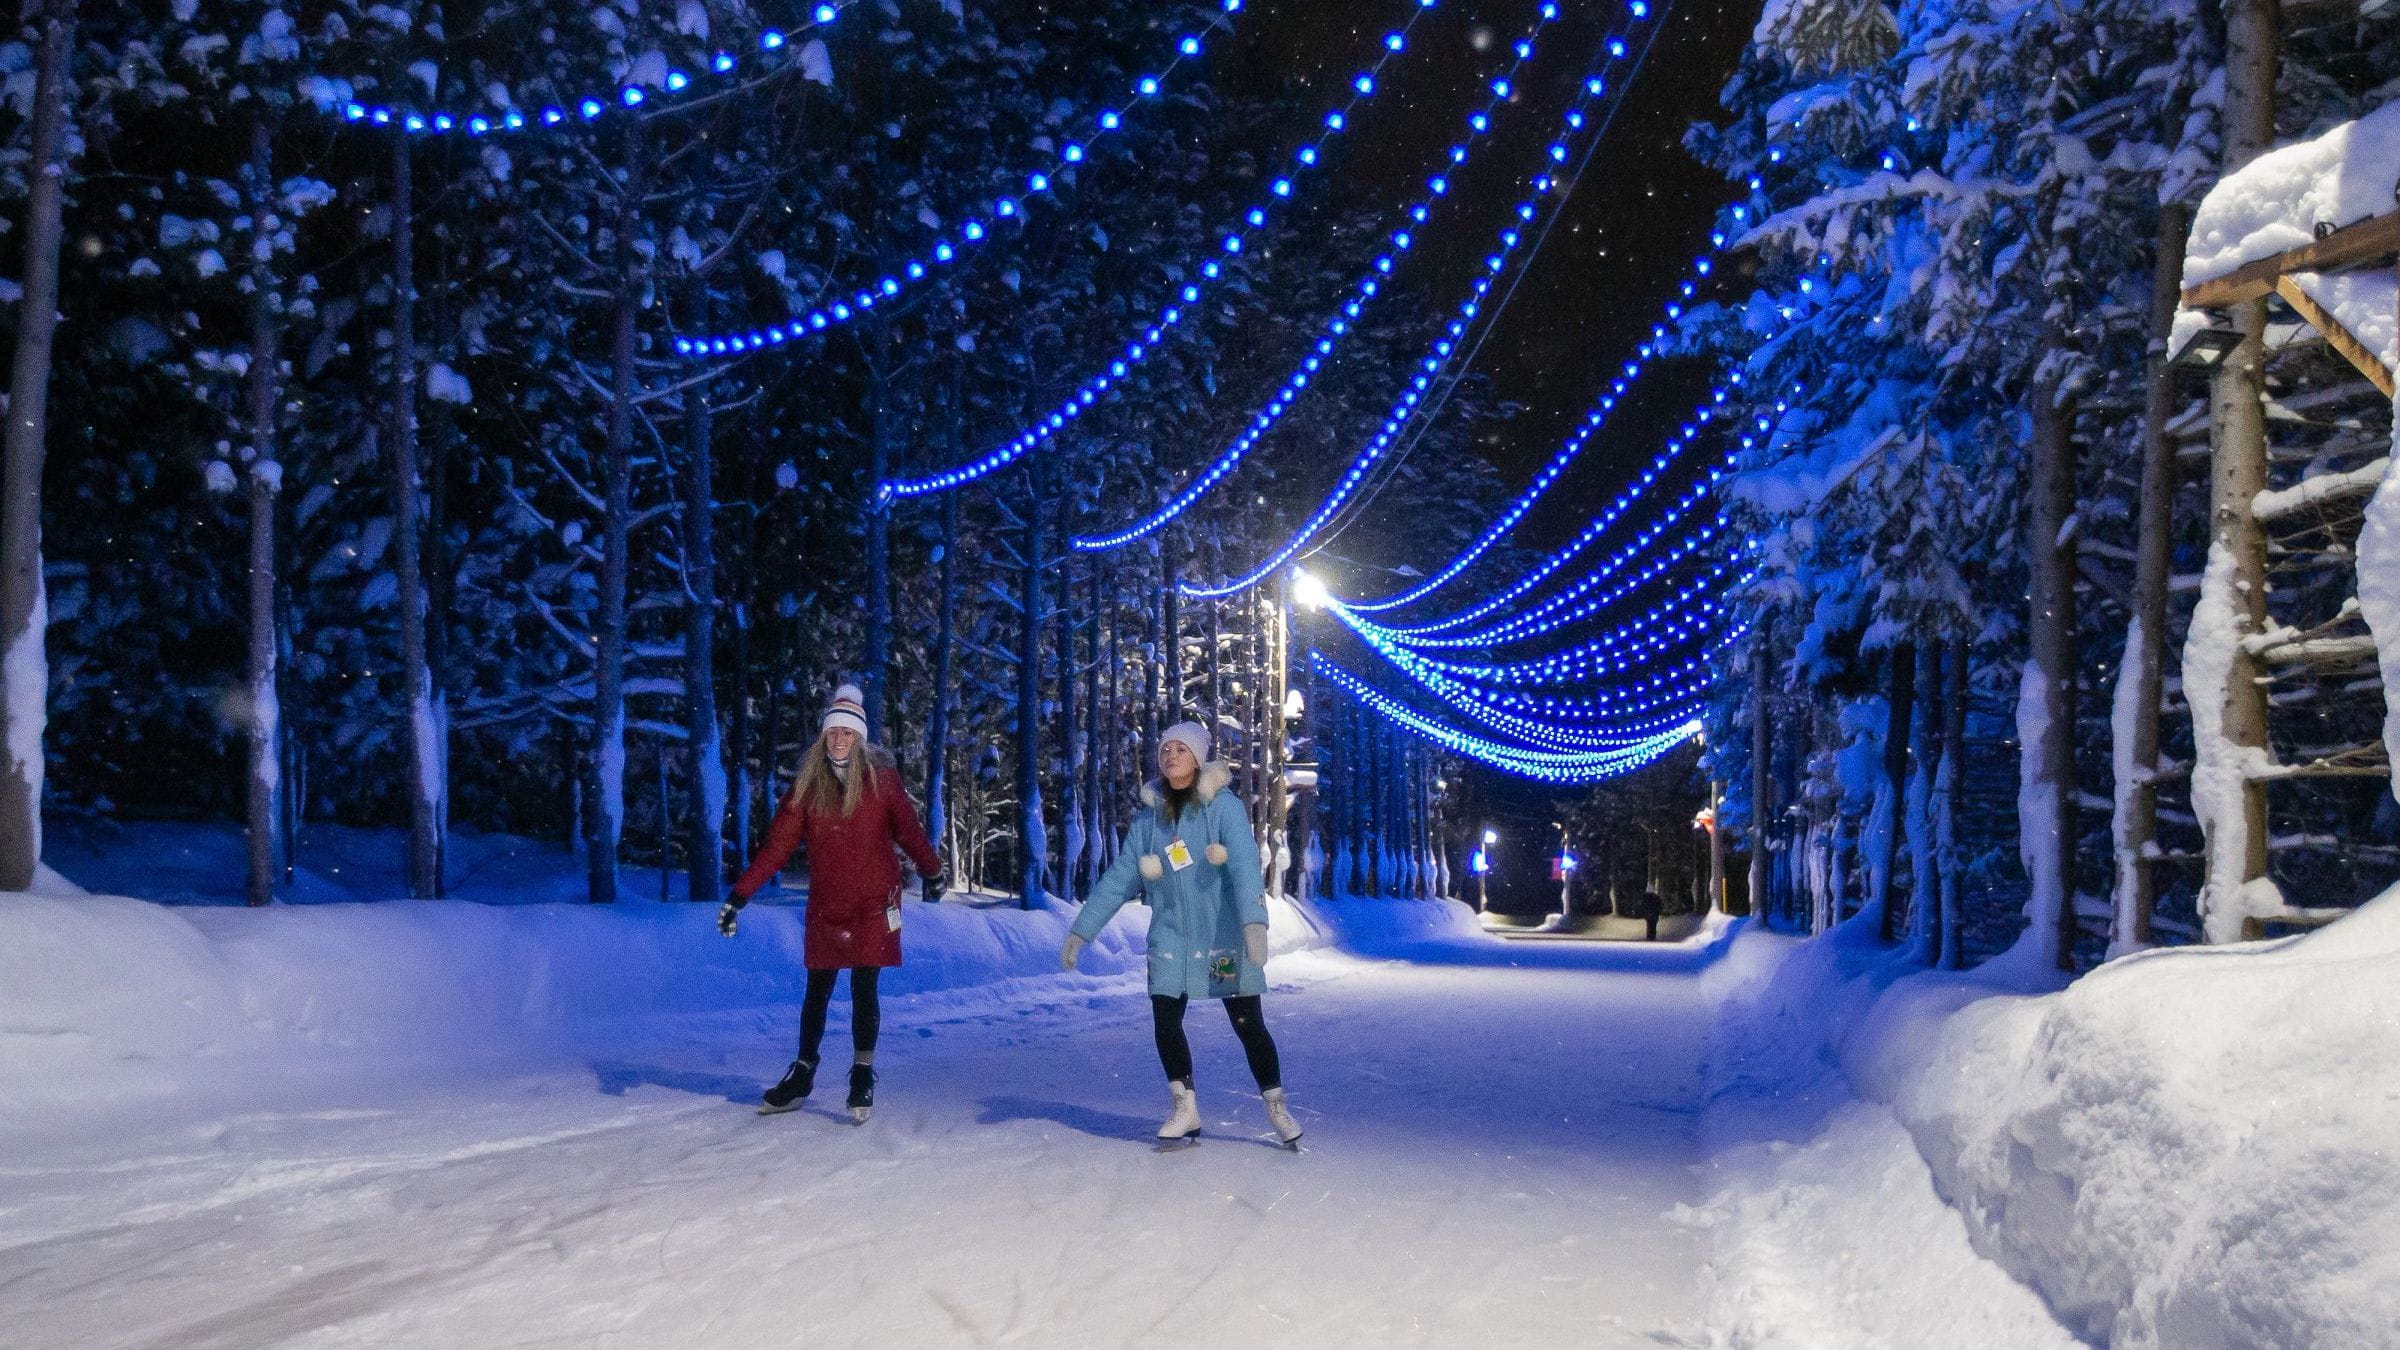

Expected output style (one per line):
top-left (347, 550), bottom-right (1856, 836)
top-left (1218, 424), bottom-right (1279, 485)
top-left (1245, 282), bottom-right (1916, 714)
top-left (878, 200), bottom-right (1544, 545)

top-left (758, 1057), bottom-right (818, 1116)
top-left (846, 1064), bottom-right (876, 1123)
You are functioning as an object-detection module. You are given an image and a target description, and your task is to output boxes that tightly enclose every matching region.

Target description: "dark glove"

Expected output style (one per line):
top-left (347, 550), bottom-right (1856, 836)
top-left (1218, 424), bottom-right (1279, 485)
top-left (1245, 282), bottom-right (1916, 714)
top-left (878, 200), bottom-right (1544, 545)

top-left (717, 898), bottom-right (745, 938)
top-left (921, 871), bottom-right (948, 904)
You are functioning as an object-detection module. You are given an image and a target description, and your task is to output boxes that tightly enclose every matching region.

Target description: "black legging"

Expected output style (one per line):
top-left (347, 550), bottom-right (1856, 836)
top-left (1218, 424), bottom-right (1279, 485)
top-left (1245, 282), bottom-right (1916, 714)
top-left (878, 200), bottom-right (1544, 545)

top-left (1151, 994), bottom-right (1281, 1091)
top-left (799, 967), bottom-right (882, 1061)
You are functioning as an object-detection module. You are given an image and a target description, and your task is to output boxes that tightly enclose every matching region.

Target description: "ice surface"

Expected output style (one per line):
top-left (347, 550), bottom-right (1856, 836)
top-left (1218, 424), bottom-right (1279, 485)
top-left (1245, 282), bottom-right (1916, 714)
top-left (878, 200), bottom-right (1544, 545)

top-left (14, 821), bottom-right (2395, 1347)
top-left (0, 839), bottom-right (1724, 1348)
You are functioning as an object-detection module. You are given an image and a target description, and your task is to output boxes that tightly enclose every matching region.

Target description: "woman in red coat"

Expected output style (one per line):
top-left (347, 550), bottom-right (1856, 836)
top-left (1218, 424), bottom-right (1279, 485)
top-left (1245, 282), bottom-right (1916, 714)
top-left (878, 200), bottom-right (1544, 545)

top-left (718, 684), bottom-right (943, 1121)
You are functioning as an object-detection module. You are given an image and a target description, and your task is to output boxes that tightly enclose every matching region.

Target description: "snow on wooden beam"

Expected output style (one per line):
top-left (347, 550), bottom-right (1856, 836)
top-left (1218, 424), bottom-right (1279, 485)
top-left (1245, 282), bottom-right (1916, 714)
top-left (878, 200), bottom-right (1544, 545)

top-left (2273, 272), bottom-right (2397, 397)
top-left (2182, 210), bottom-right (2400, 308)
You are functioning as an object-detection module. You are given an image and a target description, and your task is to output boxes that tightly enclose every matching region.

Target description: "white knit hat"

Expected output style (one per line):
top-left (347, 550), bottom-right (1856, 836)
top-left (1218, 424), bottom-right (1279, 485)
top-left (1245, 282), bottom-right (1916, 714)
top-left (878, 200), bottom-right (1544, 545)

top-left (822, 683), bottom-right (869, 740)
top-left (1159, 720), bottom-right (1211, 764)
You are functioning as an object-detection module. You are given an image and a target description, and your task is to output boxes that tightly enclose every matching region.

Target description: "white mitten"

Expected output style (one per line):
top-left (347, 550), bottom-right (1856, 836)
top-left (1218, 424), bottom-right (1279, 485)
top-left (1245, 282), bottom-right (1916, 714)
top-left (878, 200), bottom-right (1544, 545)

top-left (1244, 922), bottom-right (1269, 968)
top-left (1060, 933), bottom-right (1087, 971)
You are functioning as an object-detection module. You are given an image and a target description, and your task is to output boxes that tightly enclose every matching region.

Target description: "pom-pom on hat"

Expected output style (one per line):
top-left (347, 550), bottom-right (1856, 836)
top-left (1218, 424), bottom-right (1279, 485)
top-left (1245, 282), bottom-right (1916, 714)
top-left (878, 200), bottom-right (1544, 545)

top-left (822, 683), bottom-right (869, 740)
top-left (1159, 720), bottom-right (1212, 764)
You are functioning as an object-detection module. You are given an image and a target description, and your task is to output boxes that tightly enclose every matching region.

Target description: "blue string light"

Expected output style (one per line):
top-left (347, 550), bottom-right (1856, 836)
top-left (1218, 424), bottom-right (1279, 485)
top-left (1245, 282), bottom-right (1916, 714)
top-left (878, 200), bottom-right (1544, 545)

top-left (1352, 382), bottom-right (1798, 640)
top-left (1342, 265), bottom-right (1738, 613)
top-left (334, 0), bottom-right (871, 135)
top-left (1070, 13), bottom-right (1623, 551)
top-left (674, 0), bottom-right (1248, 359)
top-left (1183, 12), bottom-right (1658, 599)
top-left (1346, 628), bottom-right (1720, 749)
top-left (1312, 653), bottom-right (1701, 784)
top-left (885, 0), bottom-right (1548, 503)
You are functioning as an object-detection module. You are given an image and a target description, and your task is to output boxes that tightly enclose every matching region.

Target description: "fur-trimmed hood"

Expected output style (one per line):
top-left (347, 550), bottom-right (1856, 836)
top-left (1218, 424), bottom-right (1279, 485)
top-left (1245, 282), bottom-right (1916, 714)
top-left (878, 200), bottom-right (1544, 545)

top-left (1139, 760), bottom-right (1232, 808)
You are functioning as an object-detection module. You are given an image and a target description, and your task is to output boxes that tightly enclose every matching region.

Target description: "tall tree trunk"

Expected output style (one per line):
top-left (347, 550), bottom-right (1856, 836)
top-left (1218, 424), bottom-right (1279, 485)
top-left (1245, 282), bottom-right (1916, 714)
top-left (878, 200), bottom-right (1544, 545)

top-left (1056, 551), bottom-right (1081, 895)
top-left (1939, 637), bottom-right (1968, 967)
top-left (1873, 641), bottom-right (1917, 940)
top-left (588, 148), bottom-right (643, 905)
top-left (2021, 382), bottom-right (2081, 969)
top-left (729, 590), bottom-right (752, 855)
top-left (1266, 576), bottom-right (1292, 898)
top-left (1016, 457), bottom-right (1047, 909)
top-left (864, 321), bottom-right (893, 736)
top-left (1162, 542), bottom-right (1183, 723)
top-left (244, 118), bottom-right (282, 908)
top-left (1747, 643), bottom-right (1771, 920)
top-left (2111, 203), bottom-right (2190, 957)
top-left (683, 316), bottom-right (724, 907)
top-left (389, 132), bottom-right (442, 898)
top-left (1204, 587), bottom-right (1223, 731)
top-left (1082, 558), bottom-right (1103, 889)
top-left (1141, 548), bottom-right (1161, 749)
top-left (1905, 642), bottom-right (1943, 960)
top-left (924, 489), bottom-right (957, 858)
top-left (2190, 0), bottom-right (2278, 943)
top-left (0, 0), bottom-right (75, 890)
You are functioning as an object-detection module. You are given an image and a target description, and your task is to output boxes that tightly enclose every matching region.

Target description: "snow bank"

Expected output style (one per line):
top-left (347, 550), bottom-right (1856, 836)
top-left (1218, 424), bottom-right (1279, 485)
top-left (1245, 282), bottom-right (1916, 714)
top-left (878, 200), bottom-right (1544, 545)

top-left (0, 865), bottom-right (1343, 1121)
top-left (2184, 99), bottom-right (2400, 284)
top-left (1696, 899), bottom-right (2400, 1348)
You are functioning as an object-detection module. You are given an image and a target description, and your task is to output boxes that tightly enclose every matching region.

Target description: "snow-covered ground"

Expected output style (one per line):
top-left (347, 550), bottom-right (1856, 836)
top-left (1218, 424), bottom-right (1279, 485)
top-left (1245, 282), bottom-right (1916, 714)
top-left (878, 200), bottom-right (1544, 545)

top-left (8, 824), bottom-right (2396, 1347)
top-left (1, 851), bottom-right (1729, 1348)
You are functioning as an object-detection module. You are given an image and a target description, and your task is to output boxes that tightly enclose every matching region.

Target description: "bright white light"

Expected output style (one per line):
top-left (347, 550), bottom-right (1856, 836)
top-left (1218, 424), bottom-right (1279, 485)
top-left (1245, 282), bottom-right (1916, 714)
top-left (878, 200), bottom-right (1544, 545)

top-left (1483, 828), bottom-right (1498, 845)
top-left (1293, 569), bottom-right (1332, 611)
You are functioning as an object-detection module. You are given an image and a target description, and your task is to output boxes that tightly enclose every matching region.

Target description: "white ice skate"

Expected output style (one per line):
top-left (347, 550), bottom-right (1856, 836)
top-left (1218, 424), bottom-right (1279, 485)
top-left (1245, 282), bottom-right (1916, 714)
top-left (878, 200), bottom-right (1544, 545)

top-left (1156, 1080), bottom-right (1202, 1149)
top-left (1262, 1087), bottom-right (1304, 1150)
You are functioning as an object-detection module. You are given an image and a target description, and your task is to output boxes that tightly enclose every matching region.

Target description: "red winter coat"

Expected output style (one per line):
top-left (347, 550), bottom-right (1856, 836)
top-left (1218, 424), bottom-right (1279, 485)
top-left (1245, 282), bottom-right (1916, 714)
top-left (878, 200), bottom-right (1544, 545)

top-left (730, 750), bottom-right (940, 969)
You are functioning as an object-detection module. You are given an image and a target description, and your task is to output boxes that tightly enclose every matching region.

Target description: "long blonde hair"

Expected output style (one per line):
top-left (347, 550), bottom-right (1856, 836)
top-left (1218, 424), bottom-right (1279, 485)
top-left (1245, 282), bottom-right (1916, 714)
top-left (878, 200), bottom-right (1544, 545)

top-left (787, 730), bottom-right (880, 817)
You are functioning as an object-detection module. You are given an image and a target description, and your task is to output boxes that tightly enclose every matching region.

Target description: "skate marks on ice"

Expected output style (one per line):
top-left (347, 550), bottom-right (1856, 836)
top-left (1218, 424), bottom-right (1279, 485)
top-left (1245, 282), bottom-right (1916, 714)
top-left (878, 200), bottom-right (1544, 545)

top-left (0, 957), bottom-right (1714, 1348)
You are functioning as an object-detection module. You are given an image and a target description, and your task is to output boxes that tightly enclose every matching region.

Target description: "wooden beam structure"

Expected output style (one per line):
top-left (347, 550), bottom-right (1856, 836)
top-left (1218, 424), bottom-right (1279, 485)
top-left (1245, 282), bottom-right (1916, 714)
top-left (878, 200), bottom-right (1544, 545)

top-left (2273, 273), bottom-right (2396, 397)
top-left (2182, 210), bottom-right (2400, 309)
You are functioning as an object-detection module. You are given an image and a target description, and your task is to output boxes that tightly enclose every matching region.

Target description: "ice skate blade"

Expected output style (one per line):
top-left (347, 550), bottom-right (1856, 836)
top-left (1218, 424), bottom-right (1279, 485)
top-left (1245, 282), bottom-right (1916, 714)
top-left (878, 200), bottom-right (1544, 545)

top-left (1154, 1131), bottom-right (1201, 1152)
top-left (849, 1106), bottom-right (872, 1124)
top-left (757, 1100), bottom-right (800, 1116)
top-left (1277, 1135), bottom-right (1304, 1152)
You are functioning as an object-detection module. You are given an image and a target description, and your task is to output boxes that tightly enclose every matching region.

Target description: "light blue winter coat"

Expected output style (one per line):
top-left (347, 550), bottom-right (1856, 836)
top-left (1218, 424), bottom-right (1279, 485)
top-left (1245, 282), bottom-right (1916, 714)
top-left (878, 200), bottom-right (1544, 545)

top-left (1071, 762), bottom-right (1268, 999)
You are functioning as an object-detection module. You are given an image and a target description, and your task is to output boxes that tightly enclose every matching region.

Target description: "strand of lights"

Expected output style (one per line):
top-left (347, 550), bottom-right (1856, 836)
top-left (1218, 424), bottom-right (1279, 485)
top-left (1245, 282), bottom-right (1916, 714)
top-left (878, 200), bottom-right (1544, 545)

top-left (1072, 5), bottom-right (1627, 549)
top-left (1354, 631), bottom-right (1716, 750)
top-left (1326, 658), bottom-right (1702, 773)
top-left (1185, 13), bottom-right (1659, 599)
top-left (1289, 1), bottom-right (1675, 575)
top-left (1358, 382), bottom-right (1797, 638)
top-left (675, 0), bottom-right (1248, 359)
top-left (335, 0), bottom-right (866, 134)
top-left (888, 0), bottom-right (1543, 503)
top-left (1361, 545), bottom-right (1739, 658)
top-left (1313, 652), bottom-right (1700, 784)
top-left (1342, 305), bottom-right (1738, 613)
top-left (1339, 141), bottom-right (1811, 611)
top-left (1326, 585), bottom-right (1742, 718)
top-left (1423, 611), bottom-right (1743, 687)
top-left (1353, 473), bottom-right (1728, 653)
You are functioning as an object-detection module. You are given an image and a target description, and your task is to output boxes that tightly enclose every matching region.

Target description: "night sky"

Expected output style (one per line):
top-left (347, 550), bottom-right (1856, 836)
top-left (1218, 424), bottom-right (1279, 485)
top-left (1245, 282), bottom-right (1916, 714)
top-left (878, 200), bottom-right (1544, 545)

top-left (1220, 0), bottom-right (1757, 905)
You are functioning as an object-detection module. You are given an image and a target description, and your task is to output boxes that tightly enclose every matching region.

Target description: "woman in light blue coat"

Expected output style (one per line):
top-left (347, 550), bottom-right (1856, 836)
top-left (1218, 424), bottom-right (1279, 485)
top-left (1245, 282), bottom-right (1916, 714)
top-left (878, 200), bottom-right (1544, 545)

top-left (1061, 721), bottom-right (1304, 1148)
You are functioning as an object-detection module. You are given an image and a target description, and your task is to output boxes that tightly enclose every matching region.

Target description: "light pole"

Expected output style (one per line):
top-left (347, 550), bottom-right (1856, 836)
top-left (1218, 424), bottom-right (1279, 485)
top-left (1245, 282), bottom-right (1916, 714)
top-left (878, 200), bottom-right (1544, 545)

top-left (1556, 821), bottom-right (1576, 920)
top-left (1474, 826), bottom-right (1498, 912)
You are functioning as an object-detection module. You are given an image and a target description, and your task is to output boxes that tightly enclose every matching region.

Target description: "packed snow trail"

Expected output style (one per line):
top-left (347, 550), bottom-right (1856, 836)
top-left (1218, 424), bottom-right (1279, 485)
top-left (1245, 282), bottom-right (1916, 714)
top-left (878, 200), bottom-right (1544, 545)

top-left (0, 937), bottom-right (1719, 1348)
